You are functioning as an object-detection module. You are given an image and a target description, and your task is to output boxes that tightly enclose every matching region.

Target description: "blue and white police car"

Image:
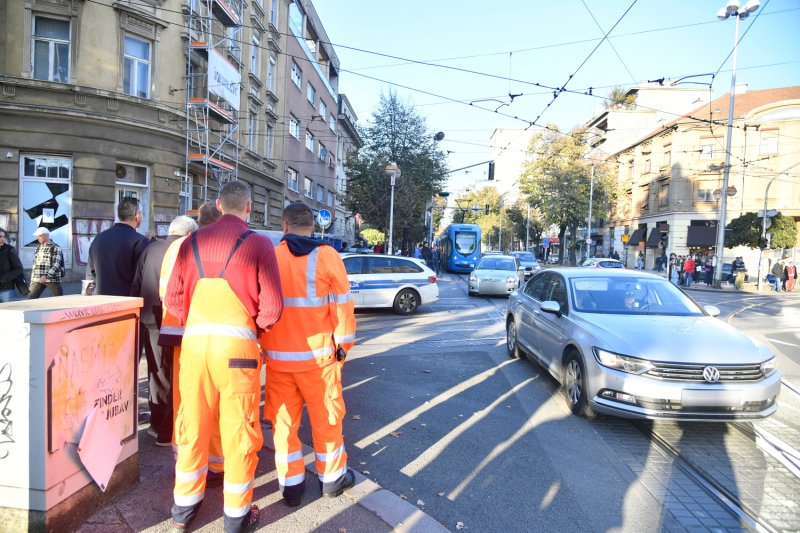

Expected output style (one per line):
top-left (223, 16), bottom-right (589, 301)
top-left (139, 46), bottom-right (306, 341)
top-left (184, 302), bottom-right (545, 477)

top-left (341, 253), bottom-right (439, 314)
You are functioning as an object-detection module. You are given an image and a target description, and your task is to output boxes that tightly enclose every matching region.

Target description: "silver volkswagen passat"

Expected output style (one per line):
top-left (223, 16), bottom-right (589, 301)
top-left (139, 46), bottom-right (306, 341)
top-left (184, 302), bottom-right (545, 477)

top-left (506, 269), bottom-right (780, 421)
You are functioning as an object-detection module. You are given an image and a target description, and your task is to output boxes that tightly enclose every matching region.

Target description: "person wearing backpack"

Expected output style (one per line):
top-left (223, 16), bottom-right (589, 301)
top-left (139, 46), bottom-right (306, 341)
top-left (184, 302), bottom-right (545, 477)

top-left (29, 226), bottom-right (64, 298)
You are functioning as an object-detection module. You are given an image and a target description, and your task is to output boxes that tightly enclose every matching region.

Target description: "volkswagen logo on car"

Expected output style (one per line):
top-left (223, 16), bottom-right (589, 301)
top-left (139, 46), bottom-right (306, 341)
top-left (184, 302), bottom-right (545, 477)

top-left (703, 366), bottom-right (720, 383)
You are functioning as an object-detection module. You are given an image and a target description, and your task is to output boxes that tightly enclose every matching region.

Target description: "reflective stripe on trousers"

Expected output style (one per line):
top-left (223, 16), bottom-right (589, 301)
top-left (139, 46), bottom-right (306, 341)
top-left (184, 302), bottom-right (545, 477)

top-left (172, 278), bottom-right (262, 532)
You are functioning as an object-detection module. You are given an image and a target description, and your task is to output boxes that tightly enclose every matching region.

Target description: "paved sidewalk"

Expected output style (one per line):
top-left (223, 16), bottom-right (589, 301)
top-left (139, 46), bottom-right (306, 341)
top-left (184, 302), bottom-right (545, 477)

top-left (77, 418), bottom-right (447, 533)
top-left (14, 284), bottom-right (447, 532)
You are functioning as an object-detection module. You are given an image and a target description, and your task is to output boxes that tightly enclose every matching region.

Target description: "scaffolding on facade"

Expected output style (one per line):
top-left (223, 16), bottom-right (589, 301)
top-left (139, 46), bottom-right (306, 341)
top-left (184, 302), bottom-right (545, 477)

top-left (184, 0), bottom-right (243, 207)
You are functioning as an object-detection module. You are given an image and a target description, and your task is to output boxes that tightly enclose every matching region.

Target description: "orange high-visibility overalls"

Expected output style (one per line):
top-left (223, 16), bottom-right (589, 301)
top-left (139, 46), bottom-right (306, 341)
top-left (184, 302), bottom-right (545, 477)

top-left (261, 241), bottom-right (355, 501)
top-left (159, 236), bottom-right (224, 474)
top-left (172, 231), bottom-right (262, 533)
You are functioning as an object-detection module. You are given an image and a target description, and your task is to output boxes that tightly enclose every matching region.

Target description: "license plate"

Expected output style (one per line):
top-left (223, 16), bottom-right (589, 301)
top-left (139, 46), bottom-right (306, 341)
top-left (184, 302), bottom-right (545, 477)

top-left (681, 389), bottom-right (743, 407)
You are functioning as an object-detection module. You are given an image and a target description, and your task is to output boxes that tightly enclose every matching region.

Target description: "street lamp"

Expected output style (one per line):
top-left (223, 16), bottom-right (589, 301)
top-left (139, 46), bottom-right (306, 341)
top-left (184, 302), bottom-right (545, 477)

top-left (586, 163), bottom-right (595, 260)
top-left (385, 162), bottom-right (401, 255)
top-left (712, 0), bottom-right (760, 287)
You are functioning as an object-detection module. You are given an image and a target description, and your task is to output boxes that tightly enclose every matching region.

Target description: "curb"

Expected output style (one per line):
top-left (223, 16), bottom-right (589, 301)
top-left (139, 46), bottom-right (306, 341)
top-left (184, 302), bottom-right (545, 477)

top-left (262, 425), bottom-right (449, 533)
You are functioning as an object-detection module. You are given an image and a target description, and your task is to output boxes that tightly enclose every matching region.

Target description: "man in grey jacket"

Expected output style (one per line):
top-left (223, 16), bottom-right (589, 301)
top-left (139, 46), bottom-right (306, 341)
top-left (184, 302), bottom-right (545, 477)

top-left (131, 215), bottom-right (198, 446)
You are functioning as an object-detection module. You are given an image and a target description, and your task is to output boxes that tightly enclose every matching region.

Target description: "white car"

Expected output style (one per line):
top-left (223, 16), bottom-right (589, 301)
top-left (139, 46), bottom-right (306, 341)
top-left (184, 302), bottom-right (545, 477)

top-left (468, 255), bottom-right (526, 296)
top-left (342, 253), bottom-right (439, 314)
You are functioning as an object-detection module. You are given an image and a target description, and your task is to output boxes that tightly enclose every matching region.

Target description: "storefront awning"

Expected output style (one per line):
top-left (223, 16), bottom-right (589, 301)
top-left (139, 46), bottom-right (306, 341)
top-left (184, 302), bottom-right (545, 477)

top-left (686, 226), bottom-right (716, 248)
top-left (646, 229), bottom-right (662, 248)
top-left (627, 228), bottom-right (645, 246)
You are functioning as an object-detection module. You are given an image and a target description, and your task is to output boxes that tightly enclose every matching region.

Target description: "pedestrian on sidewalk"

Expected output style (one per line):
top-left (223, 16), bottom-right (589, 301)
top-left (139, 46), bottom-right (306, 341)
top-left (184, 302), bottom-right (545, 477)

top-left (165, 181), bottom-right (283, 533)
top-left (772, 259), bottom-right (785, 292)
top-left (0, 227), bottom-right (24, 303)
top-left (733, 256), bottom-right (747, 289)
top-left (785, 260), bottom-right (797, 292)
top-left (261, 202), bottom-right (357, 509)
top-left (131, 215), bottom-right (198, 448)
top-left (704, 257), bottom-right (714, 286)
top-left (683, 256), bottom-right (695, 287)
top-left (87, 197), bottom-right (149, 296)
top-left (636, 251), bottom-right (644, 271)
top-left (29, 227), bottom-right (64, 299)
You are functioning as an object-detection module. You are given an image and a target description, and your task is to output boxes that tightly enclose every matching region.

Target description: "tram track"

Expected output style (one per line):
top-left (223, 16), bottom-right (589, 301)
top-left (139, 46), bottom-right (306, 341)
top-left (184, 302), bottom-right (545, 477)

top-left (630, 386), bottom-right (800, 533)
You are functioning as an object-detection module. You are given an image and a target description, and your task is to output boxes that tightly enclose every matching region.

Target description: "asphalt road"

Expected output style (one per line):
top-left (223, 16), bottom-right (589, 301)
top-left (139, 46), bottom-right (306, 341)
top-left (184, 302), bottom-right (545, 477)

top-left (300, 273), bottom-right (800, 532)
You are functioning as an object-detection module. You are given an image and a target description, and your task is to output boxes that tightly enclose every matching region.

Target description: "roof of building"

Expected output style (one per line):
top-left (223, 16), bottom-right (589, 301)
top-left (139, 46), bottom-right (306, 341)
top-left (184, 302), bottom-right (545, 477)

top-left (612, 85), bottom-right (800, 156)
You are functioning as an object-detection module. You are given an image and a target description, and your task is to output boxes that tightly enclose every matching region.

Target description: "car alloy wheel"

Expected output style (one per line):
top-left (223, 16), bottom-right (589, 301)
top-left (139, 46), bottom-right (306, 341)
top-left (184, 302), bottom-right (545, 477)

top-left (393, 288), bottom-right (419, 315)
top-left (563, 350), bottom-right (595, 418)
top-left (506, 319), bottom-right (520, 359)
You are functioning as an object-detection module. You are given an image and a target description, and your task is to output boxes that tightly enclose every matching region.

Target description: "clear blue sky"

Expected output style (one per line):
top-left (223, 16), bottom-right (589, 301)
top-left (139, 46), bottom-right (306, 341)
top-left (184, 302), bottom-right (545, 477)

top-left (313, 0), bottom-right (800, 193)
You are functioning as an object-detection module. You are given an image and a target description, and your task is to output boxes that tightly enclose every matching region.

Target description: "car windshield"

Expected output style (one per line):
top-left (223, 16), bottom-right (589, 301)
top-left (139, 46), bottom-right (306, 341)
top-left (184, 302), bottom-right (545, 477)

top-left (570, 277), bottom-right (705, 316)
top-left (514, 252), bottom-right (536, 262)
top-left (454, 231), bottom-right (477, 255)
top-left (478, 258), bottom-right (516, 271)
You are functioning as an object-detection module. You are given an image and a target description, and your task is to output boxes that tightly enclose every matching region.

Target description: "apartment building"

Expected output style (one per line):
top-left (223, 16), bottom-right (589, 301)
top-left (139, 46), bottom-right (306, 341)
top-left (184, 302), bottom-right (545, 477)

top-left (0, 0), bottom-right (357, 277)
top-left (605, 85), bottom-right (800, 269)
top-left (282, 0), bottom-right (341, 241)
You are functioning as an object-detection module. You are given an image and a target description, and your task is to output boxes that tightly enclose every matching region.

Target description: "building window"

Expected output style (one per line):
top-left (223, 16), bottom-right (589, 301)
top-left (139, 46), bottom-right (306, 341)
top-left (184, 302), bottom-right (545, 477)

top-left (250, 34), bottom-right (261, 79)
top-left (319, 101), bottom-right (327, 119)
top-left (263, 190), bottom-right (269, 227)
top-left (290, 61), bottom-right (302, 89)
top-left (123, 35), bottom-right (151, 98)
top-left (267, 55), bottom-right (276, 92)
top-left (699, 140), bottom-right (719, 160)
top-left (759, 130), bottom-right (779, 154)
top-left (270, 0), bottom-right (279, 27)
top-left (316, 184), bottom-right (325, 203)
top-left (305, 130), bottom-right (314, 152)
top-left (289, 115), bottom-right (300, 139)
top-left (304, 177), bottom-right (312, 198)
top-left (33, 16), bottom-right (70, 83)
top-left (644, 159), bottom-right (651, 174)
top-left (663, 150), bottom-right (671, 167)
top-left (265, 123), bottom-right (274, 159)
top-left (228, 27), bottom-right (241, 62)
top-left (179, 173), bottom-right (193, 215)
top-left (247, 109), bottom-right (257, 152)
top-left (287, 167), bottom-right (299, 192)
top-left (330, 115), bottom-right (336, 132)
top-left (697, 187), bottom-right (715, 202)
top-left (307, 83), bottom-right (316, 105)
top-left (327, 190), bottom-right (335, 207)
top-left (626, 160), bottom-right (633, 181)
top-left (318, 142), bottom-right (327, 161)
top-left (658, 182), bottom-right (669, 205)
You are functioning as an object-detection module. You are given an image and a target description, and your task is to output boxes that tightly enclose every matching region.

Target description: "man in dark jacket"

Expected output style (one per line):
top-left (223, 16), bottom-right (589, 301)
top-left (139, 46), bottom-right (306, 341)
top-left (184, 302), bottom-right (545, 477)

top-left (0, 227), bottom-right (24, 303)
top-left (87, 197), bottom-right (149, 296)
top-left (131, 215), bottom-right (198, 446)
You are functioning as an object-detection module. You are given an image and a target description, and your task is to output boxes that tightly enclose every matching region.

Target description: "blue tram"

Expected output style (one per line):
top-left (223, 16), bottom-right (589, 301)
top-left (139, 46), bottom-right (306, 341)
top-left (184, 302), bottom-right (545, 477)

top-left (438, 224), bottom-right (481, 273)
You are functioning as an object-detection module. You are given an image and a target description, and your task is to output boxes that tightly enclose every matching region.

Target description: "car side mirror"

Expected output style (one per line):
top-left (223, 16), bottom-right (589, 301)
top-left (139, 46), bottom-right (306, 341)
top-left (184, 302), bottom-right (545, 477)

top-left (525, 266), bottom-right (532, 271)
top-left (704, 305), bottom-right (721, 317)
top-left (541, 300), bottom-right (562, 317)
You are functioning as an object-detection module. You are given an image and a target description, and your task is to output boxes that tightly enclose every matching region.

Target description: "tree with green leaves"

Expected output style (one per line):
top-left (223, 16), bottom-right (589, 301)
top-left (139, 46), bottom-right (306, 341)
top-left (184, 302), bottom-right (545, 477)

top-left (519, 127), bottom-right (611, 265)
top-left (725, 211), bottom-right (797, 249)
top-left (603, 86), bottom-right (637, 110)
top-left (341, 92), bottom-right (447, 249)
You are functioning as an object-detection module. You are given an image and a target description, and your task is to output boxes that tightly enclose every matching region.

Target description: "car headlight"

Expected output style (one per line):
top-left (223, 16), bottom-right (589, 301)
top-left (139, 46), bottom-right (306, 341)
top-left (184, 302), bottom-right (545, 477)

top-left (468, 275), bottom-right (477, 282)
top-left (760, 357), bottom-right (777, 377)
top-left (593, 348), bottom-right (654, 375)
top-left (506, 276), bottom-right (516, 283)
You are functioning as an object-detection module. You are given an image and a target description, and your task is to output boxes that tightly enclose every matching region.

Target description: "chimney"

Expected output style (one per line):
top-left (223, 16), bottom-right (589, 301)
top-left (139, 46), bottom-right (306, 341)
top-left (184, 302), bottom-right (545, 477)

top-left (734, 83), bottom-right (749, 95)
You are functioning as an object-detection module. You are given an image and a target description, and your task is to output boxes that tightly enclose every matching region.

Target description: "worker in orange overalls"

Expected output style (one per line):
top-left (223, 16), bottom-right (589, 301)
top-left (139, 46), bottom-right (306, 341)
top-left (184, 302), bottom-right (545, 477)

top-left (261, 202), bottom-right (356, 507)
top-left (159, 201), bottom-right (224, 483)
top-left (165, 182), bottom-right (283, 533)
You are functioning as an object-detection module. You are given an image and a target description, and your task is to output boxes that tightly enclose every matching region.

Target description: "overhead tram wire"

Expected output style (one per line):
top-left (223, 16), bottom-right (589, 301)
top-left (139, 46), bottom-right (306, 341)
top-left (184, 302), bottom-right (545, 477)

top-left (78, 0), bottom-right (800, 145)
top-left (581, 0), bottom-right (638, 85)
top-left (711, 0), bottom-right (771, 86)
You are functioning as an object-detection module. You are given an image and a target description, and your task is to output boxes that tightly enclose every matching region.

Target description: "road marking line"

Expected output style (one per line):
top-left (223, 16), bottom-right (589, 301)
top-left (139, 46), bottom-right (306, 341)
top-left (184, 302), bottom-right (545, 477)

top-left (765, 338), bottom-right (799, 347)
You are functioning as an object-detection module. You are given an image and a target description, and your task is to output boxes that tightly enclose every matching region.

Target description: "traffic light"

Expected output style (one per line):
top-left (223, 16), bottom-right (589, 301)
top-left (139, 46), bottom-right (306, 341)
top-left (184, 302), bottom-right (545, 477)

top-left (485, 204), bottom-right (490, 215)
top-left (488, 161), bottom-right (495, 181)
top-left (758, 237), bottom-right (768, 250)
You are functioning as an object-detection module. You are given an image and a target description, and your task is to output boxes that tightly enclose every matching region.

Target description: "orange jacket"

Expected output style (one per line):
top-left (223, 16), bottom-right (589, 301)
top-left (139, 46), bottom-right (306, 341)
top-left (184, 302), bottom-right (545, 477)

top-left (261, 239), bottom-right (355, 372)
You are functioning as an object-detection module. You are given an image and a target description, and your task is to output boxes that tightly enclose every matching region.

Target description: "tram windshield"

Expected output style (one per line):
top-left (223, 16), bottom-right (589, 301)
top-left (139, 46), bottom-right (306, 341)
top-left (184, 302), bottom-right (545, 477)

top-left (454, 231), bottom-right (477, 255)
